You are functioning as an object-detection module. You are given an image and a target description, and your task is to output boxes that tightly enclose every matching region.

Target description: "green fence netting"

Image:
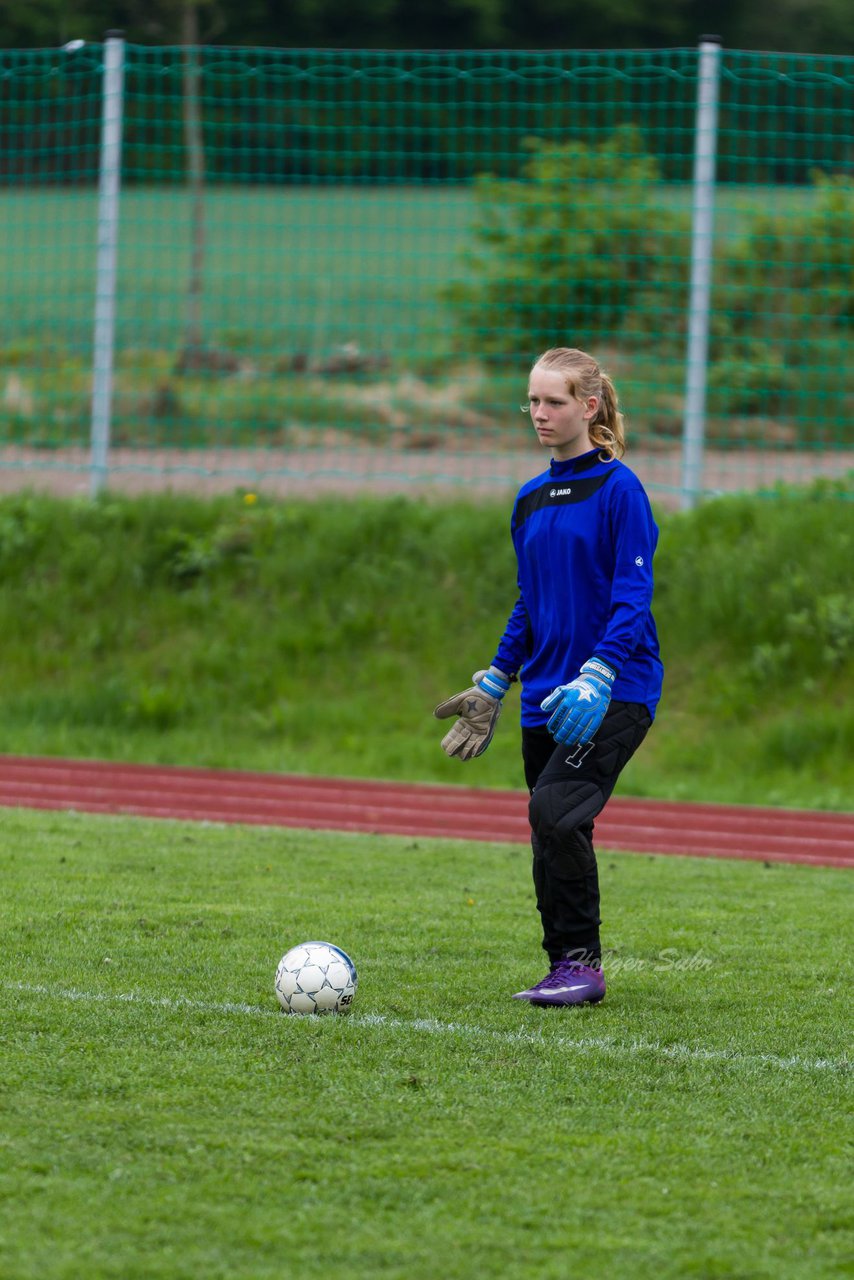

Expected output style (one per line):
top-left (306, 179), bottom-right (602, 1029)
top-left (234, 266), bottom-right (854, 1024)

top-left (0, 43), bottom-right (852, 503)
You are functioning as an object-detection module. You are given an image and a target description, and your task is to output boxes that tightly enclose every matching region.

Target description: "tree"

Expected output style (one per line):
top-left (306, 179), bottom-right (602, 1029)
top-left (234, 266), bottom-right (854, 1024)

top-left (2, 0), bottom-right (853, 53)
top-left (181, 1), bottom-right (206, 364)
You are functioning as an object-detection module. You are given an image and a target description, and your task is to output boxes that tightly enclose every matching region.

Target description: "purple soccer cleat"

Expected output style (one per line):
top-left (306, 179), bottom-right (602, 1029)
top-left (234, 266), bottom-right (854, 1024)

top-left (512, 959), bottom-right (606, 1006)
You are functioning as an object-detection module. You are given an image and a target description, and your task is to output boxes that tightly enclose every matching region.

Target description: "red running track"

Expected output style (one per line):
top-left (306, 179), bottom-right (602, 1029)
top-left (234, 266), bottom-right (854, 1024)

top-left (1, 754), bottom-right (852, 869)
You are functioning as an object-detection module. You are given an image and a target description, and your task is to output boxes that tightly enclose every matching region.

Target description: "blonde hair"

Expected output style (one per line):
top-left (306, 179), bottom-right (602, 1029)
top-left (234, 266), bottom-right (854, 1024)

top-left (531, 348), bottom-right (626, 460)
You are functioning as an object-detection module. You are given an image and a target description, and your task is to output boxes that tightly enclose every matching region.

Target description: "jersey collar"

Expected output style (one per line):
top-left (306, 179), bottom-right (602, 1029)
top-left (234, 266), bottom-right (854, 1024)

top-left (549, 448), bottom-right (604, 478)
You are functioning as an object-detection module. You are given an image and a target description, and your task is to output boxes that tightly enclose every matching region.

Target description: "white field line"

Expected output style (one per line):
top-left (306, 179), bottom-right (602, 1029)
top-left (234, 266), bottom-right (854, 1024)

top-left (4, 980), bottom-right (849, 1076)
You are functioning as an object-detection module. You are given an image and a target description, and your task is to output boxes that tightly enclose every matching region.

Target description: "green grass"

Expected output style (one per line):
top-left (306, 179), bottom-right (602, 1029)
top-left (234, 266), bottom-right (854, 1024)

top-left (0, 484), bottom-right (851, 810)
top-left (0, 186), bottom-right (494, 453)
top-left (0, 187), bottom-right (477, 355)
top-left (2, 183), bottom-right (848, 451)
top-left (0, 186), bottom-right (481, 448)
top-left (0, 184), bottom-right (821, 352)
top-left (1, 809), bottom-right (850, 1279)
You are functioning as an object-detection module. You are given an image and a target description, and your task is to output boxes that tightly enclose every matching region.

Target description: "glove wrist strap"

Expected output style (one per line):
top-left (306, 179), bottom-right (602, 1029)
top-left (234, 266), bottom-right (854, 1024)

top-left (582, 657), bottom-right (616, 685)
top-left (476, 665), bottom-right (511, 700)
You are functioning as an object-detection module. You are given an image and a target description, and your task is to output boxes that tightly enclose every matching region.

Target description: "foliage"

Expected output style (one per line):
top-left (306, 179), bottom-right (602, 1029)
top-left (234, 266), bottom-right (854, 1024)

top-left (1, 810), bottom-right (851, 1279)
top-left (442, 128), bottom-right (691, 363)
top-left (2, 0), bottom-right (854, 53)
top-left (443, 143), bottom-right (853, 431)
top-left (0, 482), bottom-right (851, 808)
top-left (1, 182), bottom-right (849, 452)
top-left (655, 475), bottom-right (854, 672)
top-left (709, 175), bottom-right (854, 416)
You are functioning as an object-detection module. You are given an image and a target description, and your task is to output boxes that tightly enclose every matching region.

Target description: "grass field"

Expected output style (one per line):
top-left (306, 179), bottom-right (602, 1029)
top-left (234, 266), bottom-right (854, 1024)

top-left (0, 187), bottom-right (477, 356)
top-left (0, 185), bottom-right (821, 352)
top-left (0, 186), bottom-right (492, 451)
top-left (3, 183), bottom-right (847, 452)
top-left (1, 807), bottom-right (850, 1278)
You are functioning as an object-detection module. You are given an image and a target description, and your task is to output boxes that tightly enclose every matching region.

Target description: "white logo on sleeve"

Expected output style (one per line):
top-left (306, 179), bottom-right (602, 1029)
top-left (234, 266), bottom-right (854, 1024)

top-left (635, 556), bottom-right (644, 566)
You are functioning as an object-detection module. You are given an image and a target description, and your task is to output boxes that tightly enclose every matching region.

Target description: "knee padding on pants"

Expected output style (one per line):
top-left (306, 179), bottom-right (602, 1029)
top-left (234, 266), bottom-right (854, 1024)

top-left (529, 779), bottom-right (603, 880)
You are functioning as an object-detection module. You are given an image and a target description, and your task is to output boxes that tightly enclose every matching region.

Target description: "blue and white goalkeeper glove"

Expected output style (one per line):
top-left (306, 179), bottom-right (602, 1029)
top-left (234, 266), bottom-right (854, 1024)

top-left (541, 658), bottom-right (616, 747)
top-left (434, 665), bottom-right (511, 760)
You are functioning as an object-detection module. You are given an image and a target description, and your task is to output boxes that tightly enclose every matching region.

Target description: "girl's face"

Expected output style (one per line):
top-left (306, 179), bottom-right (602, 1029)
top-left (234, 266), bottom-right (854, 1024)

top-left (527, 366), bottom-right (598, 461)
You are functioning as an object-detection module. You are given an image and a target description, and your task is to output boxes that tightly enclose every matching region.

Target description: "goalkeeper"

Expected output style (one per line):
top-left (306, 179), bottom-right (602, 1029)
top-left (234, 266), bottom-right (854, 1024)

top-left (435, 347), bottom-right (663, 1007)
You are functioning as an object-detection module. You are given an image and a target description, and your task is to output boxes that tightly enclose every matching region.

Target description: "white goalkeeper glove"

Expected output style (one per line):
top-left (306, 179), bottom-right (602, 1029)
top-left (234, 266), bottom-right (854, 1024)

top-left (434, 665), bottom-right (511, 760)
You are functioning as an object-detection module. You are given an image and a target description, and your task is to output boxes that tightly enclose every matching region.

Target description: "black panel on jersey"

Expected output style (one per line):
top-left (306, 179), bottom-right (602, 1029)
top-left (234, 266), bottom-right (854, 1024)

top-left (514, 470), bottom-right (614, 529)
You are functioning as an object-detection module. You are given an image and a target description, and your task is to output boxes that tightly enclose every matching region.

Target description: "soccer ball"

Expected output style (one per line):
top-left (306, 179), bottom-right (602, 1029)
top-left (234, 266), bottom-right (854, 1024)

top-left (274, 941), bottom-right (358, 1015)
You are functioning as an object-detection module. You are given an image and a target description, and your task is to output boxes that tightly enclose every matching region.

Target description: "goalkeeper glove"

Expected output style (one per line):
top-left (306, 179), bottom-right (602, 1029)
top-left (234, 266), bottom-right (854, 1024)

top-left (540, 658), bottom-right (616, 747)
top-left (434, 665), bottom-right (511, 760)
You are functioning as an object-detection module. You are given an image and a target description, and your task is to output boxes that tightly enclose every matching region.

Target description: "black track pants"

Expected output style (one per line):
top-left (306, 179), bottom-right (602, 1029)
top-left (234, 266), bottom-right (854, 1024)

top-left (521, 701), bottom-right (652, 965)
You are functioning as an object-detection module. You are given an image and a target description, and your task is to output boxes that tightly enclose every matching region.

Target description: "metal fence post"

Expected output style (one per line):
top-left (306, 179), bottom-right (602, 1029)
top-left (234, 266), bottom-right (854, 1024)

top-left (681, 36), bottom-right (722, 509)
top-left (90, 32), bottom-right (125, 498)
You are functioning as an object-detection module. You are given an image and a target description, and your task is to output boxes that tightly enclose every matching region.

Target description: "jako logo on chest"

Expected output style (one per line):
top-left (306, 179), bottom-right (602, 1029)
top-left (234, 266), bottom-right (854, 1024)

top-left (550, 487), bottom-right (572, 497)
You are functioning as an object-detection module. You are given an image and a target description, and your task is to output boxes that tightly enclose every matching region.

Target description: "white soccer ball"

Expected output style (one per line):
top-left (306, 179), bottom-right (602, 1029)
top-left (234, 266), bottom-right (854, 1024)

top-left (274, 941), bottom-right (357, 1015)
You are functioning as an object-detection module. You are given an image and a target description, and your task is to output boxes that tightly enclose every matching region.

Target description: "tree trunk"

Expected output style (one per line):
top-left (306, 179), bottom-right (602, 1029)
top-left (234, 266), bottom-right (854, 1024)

top-left (182, 1), bottom-right (205, 359)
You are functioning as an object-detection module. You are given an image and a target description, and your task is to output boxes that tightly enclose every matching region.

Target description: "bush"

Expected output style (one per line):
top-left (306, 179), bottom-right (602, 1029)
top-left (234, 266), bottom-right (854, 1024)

top-left (442, 138), bottom-right (853, 444)
top-left (720, 174), bottom-right (854, 336)
top-left (708, 175), bottom-right (854, 426)
top-left (441, 126), bottom-right (691, 365)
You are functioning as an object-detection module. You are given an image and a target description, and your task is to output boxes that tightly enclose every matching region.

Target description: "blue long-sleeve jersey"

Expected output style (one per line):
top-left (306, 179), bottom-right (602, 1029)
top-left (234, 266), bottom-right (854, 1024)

top-left (491, 448), bottom-right (664, 727)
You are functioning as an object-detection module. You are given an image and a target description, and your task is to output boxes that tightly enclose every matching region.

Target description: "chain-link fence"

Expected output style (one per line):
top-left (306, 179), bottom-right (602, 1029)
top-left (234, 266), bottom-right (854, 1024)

top-left (1, 41), bottom-right (852, 505)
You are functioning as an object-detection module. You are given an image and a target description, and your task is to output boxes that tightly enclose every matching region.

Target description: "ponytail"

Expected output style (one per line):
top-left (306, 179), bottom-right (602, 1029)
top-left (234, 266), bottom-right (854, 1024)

top-left (589, 372), bottom-right (625, 461)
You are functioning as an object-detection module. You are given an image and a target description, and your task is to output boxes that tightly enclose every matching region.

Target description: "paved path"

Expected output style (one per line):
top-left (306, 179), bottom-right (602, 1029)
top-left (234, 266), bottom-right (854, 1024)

top-left (2, 445), bottom-right (852, 510)
top-left (2, 755), bottom-right (852, 868)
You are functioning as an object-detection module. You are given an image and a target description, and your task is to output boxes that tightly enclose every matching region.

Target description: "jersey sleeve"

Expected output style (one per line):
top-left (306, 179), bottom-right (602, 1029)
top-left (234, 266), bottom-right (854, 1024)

top-left (594, 482), bottom-right (658, 674)
top-left (489, 496), bottom-right (529, 678)
top-left (491, 592), bottom-right (529, 678)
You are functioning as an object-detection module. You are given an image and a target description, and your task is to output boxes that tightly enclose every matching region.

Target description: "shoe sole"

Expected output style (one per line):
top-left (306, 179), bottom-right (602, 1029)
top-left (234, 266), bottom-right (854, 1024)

top-left (521, 989), bottom-right (606, 1006)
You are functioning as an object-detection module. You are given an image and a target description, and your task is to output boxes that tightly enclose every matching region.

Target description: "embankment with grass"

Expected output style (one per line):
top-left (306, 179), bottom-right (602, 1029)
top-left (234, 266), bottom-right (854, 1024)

top-left (0, 476), bottom-right (851, 809)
